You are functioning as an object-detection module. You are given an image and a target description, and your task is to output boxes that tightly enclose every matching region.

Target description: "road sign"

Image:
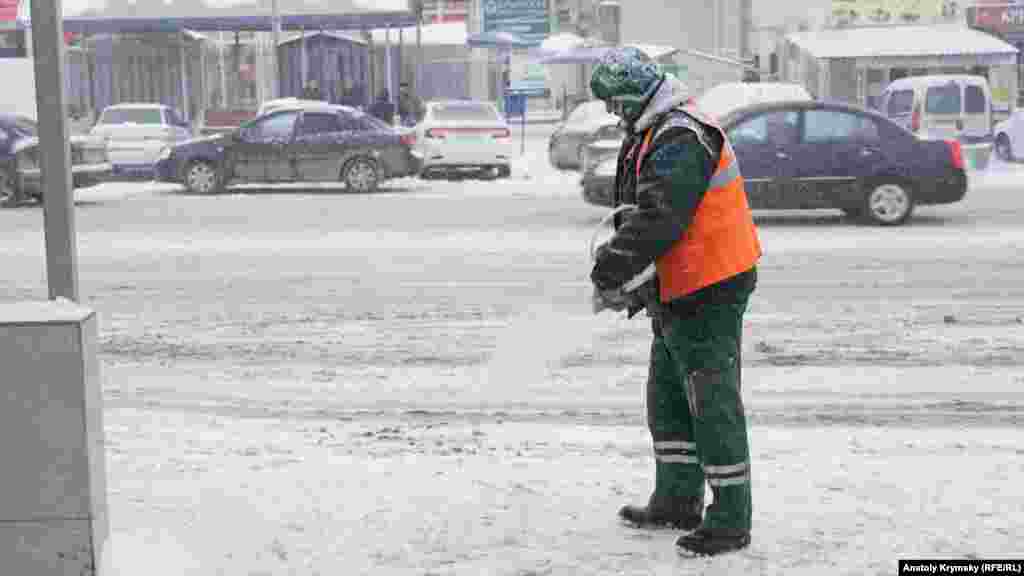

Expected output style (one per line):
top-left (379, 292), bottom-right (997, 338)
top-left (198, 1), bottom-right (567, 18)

top-left (482, 0), bottom-right (550, 46)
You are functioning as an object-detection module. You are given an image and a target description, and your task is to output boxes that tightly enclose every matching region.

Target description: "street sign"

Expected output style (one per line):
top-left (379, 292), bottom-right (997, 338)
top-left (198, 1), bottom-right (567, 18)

top-left (506, 87), bottom-right (548, 97)
top-left (482, 0), bottom-right (550, 46)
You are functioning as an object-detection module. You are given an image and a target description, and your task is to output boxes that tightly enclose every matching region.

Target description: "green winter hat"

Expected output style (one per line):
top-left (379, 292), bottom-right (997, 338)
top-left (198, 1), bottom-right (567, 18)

top-left (590, 46), bottom-right (664, 123)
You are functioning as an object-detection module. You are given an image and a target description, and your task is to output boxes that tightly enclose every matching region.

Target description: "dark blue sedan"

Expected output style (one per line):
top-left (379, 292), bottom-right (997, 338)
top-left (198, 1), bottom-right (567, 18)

top-left (154, 103), bottom-right (423, 194)
top-left (582, 100), bottom-right (968, 225)
top-left (0, 114), bottom-right (111, 205)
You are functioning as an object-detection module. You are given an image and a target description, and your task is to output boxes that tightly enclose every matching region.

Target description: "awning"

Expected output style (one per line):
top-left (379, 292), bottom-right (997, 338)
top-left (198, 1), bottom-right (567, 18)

top-left (786, 24), bottom-right (1018, 65)
top-left (369, 22), bottom-right (468, 46)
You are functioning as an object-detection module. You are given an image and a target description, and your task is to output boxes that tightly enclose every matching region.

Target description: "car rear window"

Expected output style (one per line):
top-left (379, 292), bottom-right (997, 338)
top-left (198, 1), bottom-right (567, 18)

top-left (433, 103), bottom-right (500, 122)
top-left (886, 90), bottom-right (914, 116)
top-left (965, 84), bottom-right (987, 114)
top-left (100, 108), bottom-right (165, 125)
top-left (925, 83), bottom-right (961, 115)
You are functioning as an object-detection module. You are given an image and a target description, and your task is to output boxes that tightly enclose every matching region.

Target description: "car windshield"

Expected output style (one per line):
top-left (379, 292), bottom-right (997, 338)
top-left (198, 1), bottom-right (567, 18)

top-left (432, 103), bottom-right (500, 122)
top-left (100, 108), bottom-right (164, 125)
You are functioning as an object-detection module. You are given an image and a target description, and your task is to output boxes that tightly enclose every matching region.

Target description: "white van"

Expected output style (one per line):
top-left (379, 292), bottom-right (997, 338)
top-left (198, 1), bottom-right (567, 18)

top-left (878, 75), bottom-right (992, 142)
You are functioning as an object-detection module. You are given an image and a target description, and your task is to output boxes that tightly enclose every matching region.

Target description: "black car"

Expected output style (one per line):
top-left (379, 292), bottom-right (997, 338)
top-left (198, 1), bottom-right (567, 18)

top-left (154, 103), bottom-right (423, 194)
top-left (0, 114), bottom-right (111, 205)
top-left (581, 100), bottom-right (968, 225)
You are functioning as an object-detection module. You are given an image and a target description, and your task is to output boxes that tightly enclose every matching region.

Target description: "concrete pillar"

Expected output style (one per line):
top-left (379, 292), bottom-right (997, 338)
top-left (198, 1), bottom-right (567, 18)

top-left (0, 300), bottom-right (109, 574)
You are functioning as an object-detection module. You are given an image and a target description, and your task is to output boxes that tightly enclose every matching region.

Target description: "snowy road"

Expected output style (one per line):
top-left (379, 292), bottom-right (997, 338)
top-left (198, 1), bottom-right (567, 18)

top-left (1, 133), bottom-right (1023, 573)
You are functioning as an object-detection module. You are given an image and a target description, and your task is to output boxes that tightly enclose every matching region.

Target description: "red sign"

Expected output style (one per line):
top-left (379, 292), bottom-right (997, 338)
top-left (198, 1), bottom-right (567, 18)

top-left (971, 2), bottom-right (1024, 31)
top-left (431, 13), bottom-right (467, 23)
top-left (0, 0), bottom-right (19, 22)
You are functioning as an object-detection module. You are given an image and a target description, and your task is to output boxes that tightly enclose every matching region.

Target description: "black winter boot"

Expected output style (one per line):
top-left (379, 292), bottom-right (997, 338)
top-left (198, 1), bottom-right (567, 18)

top-left (675, 526), bottom-right (751, 556)
top-left (618, 494), bottom-right (703, 531)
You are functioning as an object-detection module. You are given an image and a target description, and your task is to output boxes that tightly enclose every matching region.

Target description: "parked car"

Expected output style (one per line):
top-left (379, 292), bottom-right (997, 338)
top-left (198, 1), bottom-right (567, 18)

top-left (581, 100), bottom-right (967, 226)
top-left (415, 99), bottom-right (512, 180)
top-left (878, 75), bottom-right (992, 143)
top-left (0, 114), bottom-right (111, 205)
top-left (154, 102), bottom-right (422, 194)
top-left (696, 81), bottom-right (812, 120)
top-left (90, 103), bottom-right (193, 179)
top-left (548, 100), bottom-right (623, 171)
top-left (993, 108), bottom-right (1024, 161)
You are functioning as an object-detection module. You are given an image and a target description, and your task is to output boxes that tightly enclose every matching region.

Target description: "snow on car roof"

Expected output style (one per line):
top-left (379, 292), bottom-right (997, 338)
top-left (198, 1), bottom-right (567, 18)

top-left (103, 103), bottom-right (170, 110)
top-left (786, 24), bottom-right (1018, 60)
top-left (697, 82), bottom-right (811, 119)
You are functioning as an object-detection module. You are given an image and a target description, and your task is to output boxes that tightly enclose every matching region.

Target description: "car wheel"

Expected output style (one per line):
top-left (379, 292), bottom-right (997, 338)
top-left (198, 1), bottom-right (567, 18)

top-left (995, 134), bottom-right (1014, 162)
top-left (497, 165), bottom-right (511, 179)
top-left (342, 157), bottom-right (379, 193)
top-left (185, 160), bottom-right (221, 195)
top-left (863, 181), bottom-right (914, 226)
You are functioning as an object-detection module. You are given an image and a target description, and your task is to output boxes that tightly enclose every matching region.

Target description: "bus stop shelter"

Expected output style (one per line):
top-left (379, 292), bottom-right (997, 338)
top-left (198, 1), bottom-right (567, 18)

top-left (49, 4), bottom-right (419, 124)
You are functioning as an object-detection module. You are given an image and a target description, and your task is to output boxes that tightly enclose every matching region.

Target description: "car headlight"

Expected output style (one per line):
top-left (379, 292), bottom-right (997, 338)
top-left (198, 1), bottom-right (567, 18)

top-left (158, 146), bottom-right (172, 160)
top-left (594, 157), bottom-right (617, 177)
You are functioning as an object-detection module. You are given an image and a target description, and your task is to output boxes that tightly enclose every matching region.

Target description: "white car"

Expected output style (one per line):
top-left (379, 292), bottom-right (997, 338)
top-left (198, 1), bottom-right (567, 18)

top-left (993, 109), bottom-right (1024, 162)
top-left (89, 103), bottom-right (193, 178)
top-left (415, 100), bottom-right (513, 180)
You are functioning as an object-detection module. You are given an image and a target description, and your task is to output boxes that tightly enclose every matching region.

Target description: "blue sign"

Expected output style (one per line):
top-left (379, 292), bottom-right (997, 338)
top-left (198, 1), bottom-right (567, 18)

top-left (482, 0), bottom-right (550, 46)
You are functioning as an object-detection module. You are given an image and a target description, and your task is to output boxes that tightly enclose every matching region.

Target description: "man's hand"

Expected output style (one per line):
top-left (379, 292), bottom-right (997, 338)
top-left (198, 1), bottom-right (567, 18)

top-left (592, 286), bottom-right (631, 314)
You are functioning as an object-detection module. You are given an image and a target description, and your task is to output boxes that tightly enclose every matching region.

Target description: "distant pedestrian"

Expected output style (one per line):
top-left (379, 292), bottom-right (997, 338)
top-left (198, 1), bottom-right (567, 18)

top-left (397, 81), bottom-right (424, 125)
top-left (370, 90), bottom-right (396, 125)
top-left (302, 80), bottom-right (322, 100)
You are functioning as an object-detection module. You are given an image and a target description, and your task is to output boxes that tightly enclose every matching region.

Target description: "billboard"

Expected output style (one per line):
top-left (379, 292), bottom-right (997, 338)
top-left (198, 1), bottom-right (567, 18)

top-left (482, 0), bottom-right (550, 46)
top-left (829, 0), bottom-right (953, 26)
top-left (969, 0), bottom-right (1024, 33)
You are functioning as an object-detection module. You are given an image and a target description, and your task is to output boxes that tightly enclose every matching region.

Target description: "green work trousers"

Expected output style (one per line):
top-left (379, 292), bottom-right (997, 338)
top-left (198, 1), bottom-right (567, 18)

top-left (646, 286), bottom-right (753, 532)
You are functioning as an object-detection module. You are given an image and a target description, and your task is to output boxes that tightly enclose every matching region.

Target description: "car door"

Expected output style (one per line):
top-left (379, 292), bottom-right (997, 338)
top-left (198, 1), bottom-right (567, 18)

top-left (230, 110), bottom-right (299, 183)
top-left (725, 109), bottom-right (800, 209)
top-left (801, 108), bottom-right (889, 208)
top-left (922, 80), bottom-right (963, 140)
top-left (291, 111), bottom-right (349, 182)
top-left (962, 82), bottom-right (990, 141)
top-left (792, 109), bottom-right (870, 208)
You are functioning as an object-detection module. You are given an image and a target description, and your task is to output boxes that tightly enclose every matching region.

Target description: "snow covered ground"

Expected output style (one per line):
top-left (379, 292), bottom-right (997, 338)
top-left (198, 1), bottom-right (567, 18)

top-left (2, 127), bottom-right (1023, 574)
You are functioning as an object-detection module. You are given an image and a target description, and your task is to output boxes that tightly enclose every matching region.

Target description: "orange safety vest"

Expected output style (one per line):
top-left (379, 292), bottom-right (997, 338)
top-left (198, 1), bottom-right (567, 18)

top-left (633, 104), bottom-right (762, 302)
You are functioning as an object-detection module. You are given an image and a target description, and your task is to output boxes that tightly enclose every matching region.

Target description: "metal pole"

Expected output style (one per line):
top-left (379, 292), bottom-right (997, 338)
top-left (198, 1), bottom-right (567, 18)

top-left (416, 10), bottom-right (422, 95)
top-left (180, 35), bottom-right (190, 123)
top-left (30, 0), bottom-right (79, 301)
top-left (521, 96), bottom-right (526, 156)
top-left (219, 32), bottom-right (227, 108)
top-left (271, 0), bottom-right (281, 99)
top-left (385, 27), bottom-right (393, 104)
